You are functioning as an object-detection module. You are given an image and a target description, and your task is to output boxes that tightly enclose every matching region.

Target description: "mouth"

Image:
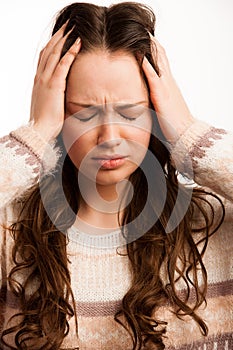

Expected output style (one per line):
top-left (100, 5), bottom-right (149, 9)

top-left (92, 155), bottom-right (128, 169)
top-left (92, 154), bottom-right (128, 160)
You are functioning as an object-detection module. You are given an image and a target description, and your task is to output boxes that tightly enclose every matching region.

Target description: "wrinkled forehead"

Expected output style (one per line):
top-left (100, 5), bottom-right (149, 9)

top-left (66, 49), bottom-right (149, 106)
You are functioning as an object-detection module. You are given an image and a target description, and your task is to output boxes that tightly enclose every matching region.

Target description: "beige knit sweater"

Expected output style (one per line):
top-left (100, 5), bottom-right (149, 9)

top-left (0, 120), bottom-right (232, 349)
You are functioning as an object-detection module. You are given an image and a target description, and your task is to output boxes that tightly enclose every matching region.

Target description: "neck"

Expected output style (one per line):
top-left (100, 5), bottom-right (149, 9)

top-left (76, 173), bottom-right (132, 230)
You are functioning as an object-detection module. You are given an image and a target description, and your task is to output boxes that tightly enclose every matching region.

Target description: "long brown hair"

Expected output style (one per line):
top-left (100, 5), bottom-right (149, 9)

top-left (1, 2), bottom-right (224, 349)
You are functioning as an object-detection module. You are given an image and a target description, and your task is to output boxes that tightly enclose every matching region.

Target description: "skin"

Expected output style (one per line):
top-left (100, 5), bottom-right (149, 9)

top-left (63, 51), bottom-right (152, 187)
top-left (31, 23), bottom-right (195, 230)
top-left (62, 50), bottom-right (152, 229)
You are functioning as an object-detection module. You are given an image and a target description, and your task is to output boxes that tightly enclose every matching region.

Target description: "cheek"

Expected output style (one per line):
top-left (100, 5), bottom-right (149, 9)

top-left (65, 135), bottom-right (97, 170)
top-left (124, 118), bottom-right (152, 148)
top-left (125, 116), bottom-right (152, 165)
top-left (133, 128), bottom-right (151, 145)
top-left (122, 127), bottom-right (151, 169)
top-left (62, 111), bottom-right (98, 148)
top-left (62, 125), bottom-right (96, 168)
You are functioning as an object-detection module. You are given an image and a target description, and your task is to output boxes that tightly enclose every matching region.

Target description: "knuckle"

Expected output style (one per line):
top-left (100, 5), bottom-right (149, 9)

top-left (50, 50), bottom-right (60, 57)
top-left (39, 46), bottom-right (45, 54)
top-left (49, 78), bottom-right (62, 90)
top-left (47, 81), bottom-right (54, 89)
top-left (45, 41), bottom-right (53, 50)
top-left (58, 58), bottom-right (67, 67)
top-left (36, 75), bottom-right (47, 86)
top-left (66, 49), bottom-right (77, 57)
top-left (38, 50), bottom-right (44, 59)
top-left (37, 50), bottom-right (44, 65)
top-left (34, 74), bottom-right (39, 84)
top-left (59, 52), bottom-right (75, 66)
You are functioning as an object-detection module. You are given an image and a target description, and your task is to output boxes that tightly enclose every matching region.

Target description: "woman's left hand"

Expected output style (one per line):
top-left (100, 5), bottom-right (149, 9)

top-left (142, 35), bottom-right (195, 144)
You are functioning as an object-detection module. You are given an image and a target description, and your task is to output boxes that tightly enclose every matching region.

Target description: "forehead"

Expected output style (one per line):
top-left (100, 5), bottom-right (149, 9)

top-left (66, 49), bottom-right (148, 104)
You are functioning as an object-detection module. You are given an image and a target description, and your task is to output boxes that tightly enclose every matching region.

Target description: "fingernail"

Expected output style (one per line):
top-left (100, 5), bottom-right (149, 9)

top-left (148, 32), bottom-right (156, 43)
top-left (143, 56), bottom-right (148, 64)
top-left (75, 37), bottom-right (81, 45)
top-left (62, 20), bottom-right (69, 28)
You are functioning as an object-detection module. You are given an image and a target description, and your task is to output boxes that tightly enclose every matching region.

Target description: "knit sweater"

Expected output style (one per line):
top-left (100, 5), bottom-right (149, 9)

top-left (0, 120), bottom-right (232, 349)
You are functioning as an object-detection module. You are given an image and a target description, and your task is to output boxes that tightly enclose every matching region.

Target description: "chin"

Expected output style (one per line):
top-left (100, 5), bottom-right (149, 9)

top-left (76, 162), bottom-right (138, 186)
top-left (95, 172), bottom-right (131, 186)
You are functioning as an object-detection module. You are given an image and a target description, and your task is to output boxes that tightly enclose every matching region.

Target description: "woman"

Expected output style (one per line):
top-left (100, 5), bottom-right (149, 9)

top-left (0, 2), bottom-right (232, 349)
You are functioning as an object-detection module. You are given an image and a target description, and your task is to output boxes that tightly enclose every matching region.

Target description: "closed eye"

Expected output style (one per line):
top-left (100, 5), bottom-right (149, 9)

top-left (119, 113), bottom-right (137, 121)
top-left (76, 113), bottom-right (98, 122)
top-left (116, 105), bottom-right (145, 121)
top-left (70, 104), bottom-right (146, 122)
top-left (72, 107), bottom-right (100, 122)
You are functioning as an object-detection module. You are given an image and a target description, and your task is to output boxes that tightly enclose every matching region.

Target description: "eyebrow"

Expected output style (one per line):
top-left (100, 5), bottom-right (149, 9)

top-left (67, 101), bottom-right (148, 108)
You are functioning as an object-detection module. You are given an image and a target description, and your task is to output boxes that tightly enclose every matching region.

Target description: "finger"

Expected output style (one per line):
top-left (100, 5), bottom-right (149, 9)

top-left (142, 55), bottom-right (160, 91)
top-left (46, 21), bottom-right (69, 50)
top-left (39, 29), bottom-right (75, 80)
top-left (149, 33), bottom-right (171, 74)
top-left (36, 22), bottom-right (70, 76)
top-left (36, 49), bottom-right (45, 72)
top-left (51, 38), bottom-right (82, 86)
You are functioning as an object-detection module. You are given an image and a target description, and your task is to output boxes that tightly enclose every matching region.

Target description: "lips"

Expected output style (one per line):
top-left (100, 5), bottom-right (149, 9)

top-left (92, 154), bottom-right (127, 160)
top-left (92, 155), bottom-right (128, 169)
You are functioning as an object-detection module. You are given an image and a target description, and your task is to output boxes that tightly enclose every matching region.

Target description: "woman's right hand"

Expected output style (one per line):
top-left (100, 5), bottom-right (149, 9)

top-left (30, 23), bottom-right (81, 142)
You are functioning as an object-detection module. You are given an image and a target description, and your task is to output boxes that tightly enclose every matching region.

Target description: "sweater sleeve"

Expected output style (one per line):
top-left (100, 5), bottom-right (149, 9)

top-left (0, 125), bottom-right (61, 209)
top-left (170, 119), bottom-right (233, 203)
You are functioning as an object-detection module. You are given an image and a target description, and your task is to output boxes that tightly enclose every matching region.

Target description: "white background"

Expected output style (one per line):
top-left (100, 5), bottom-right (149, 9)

top-left (0, 0), bottom-right (233, 136)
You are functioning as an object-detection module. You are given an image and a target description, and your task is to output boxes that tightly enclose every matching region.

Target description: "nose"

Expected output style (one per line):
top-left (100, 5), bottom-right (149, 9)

top-left (97, 120), bottom-right (122, 148)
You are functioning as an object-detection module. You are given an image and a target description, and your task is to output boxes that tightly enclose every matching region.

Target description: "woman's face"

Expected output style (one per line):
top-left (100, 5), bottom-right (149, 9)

top-left (62, 49), bottom-right (152, 186)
